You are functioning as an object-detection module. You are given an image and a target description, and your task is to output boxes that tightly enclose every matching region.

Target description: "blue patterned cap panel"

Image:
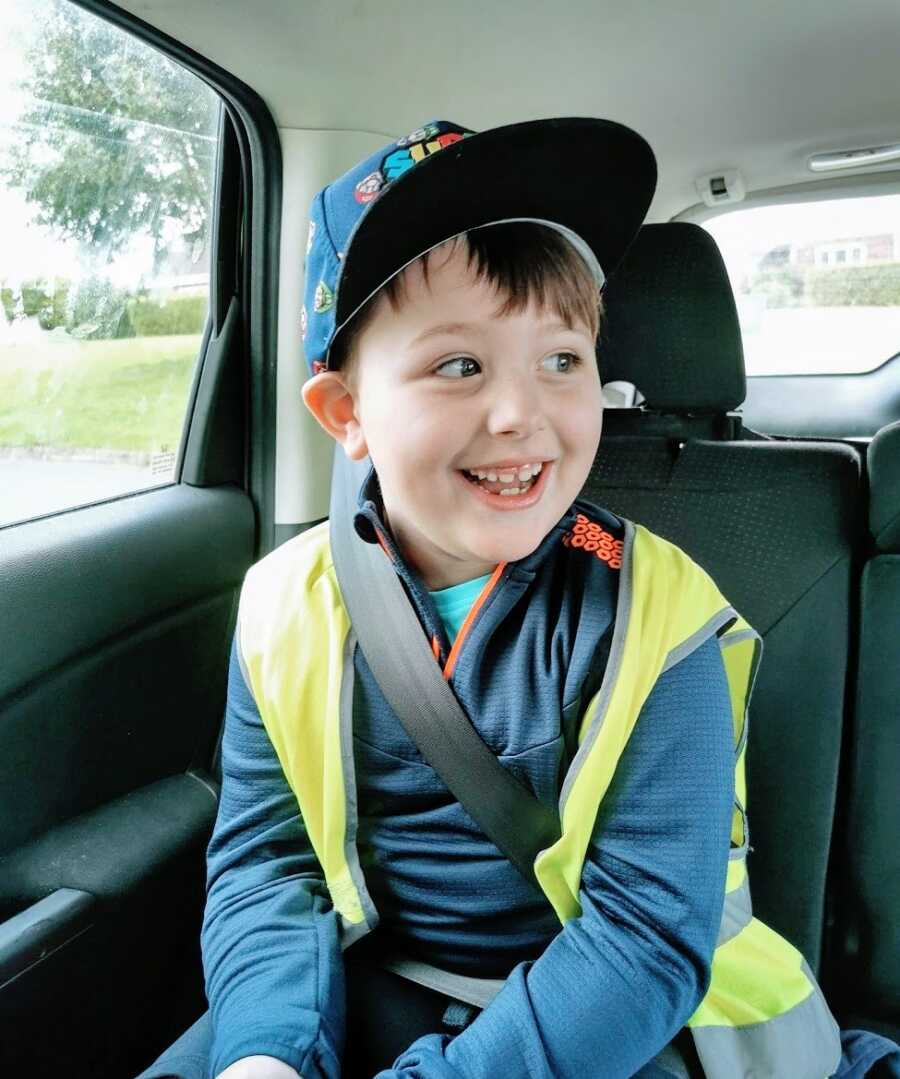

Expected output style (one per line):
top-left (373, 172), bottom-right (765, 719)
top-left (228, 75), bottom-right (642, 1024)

top-left (302, 120), bottom-right (474, 374)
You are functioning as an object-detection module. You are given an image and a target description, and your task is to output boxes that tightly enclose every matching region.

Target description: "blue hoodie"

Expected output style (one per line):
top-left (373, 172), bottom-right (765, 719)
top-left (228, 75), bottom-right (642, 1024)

top-left (201, 472), bottom-right (736, 1077)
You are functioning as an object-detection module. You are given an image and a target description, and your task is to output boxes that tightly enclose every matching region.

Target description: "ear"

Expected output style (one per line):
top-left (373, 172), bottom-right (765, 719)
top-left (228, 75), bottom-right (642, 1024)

top-left (301, 371), bottom-right (369, 460)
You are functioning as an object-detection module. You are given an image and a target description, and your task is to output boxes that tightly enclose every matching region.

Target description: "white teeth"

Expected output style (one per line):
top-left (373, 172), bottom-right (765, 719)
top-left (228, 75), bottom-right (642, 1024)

top-left (499, 487), bottom-right (521, 496)
top-left (466, 462), bottom-right (545, 483)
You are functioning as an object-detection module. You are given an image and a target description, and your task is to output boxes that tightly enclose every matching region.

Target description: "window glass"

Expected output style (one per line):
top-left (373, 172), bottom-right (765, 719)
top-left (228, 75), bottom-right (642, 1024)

top-left (0, 0), bottom-right (220, 528)
top-left (703, 194), bottom-right (900, 376)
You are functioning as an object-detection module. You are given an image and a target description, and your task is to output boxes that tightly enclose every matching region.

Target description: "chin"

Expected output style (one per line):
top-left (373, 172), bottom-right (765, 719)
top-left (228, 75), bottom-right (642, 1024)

top-left (469, 530), bottom-right (546, 566)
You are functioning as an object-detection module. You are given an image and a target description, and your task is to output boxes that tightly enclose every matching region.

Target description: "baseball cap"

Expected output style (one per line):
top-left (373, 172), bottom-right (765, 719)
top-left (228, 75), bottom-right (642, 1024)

top-left (302, 117), bottom-right (657, 375)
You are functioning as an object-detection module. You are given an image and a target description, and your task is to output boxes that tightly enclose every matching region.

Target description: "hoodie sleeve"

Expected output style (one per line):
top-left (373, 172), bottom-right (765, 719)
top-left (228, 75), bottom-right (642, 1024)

top-left (374, 630), bottom-right (735, 1079)
top-left (201, 635), bottom-right (346, 1079)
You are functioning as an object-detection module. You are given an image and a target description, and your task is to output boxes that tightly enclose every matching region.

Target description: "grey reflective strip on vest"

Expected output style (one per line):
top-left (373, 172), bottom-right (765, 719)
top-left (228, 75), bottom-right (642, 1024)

top-left (718, 874), bottom-right (753, 946)
top-left (558, 518), bottom-right (636, 815)
top-left (720, 627), bottom-right (759, 648)
top-left (378, 954), bottom-right (507, 1009)
top-left (235, 615), bottom-right (252, 693)
top-left (340, 913), bottom-right (370, 946)
top-left (719, 627), bottom-right (763, 763)
top-left (719, 624), bottom-right (762, 861)
top-left (338, 629), bottom-right (380, 949)
top-left (691, 960), bottom-right (842, 1079)
top-left (660, 607), bottom-right (739, 677)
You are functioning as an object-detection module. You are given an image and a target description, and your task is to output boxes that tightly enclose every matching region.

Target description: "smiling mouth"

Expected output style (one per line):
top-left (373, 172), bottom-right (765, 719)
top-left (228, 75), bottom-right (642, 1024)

top-left (461, 472), bottom-right (533, 496)
top-left (457, 460), bottom-right (553, 508)
top-left (461, 461), bottom-right (545, 496)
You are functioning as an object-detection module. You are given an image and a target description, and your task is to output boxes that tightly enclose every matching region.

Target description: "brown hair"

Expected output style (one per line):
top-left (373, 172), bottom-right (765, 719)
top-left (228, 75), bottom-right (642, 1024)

top-left (328, 221), bottom-right (604, 378)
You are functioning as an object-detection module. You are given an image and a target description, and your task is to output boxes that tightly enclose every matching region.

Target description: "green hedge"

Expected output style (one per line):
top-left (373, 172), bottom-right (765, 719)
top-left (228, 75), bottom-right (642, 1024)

top-left (1, 279), bottom-right (71, 330)
top-left (1, 279), bottom-right (208, 338)
top-left (129, 294), bottom-right (207, 336)
top-left (808, 264), bottom-right (900, 307)
top-left (748, 263), bottom-right (900, 309)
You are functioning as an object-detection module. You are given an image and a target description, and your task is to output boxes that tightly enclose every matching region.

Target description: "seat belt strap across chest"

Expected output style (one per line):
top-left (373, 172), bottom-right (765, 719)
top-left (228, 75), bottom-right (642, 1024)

top-left (329, 450), bottom-right (561, 894)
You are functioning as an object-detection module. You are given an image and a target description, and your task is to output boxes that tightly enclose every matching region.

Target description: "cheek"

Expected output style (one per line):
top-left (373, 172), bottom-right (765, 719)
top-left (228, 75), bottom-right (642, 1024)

top-left (365, 402), bottom-right (451, 484)
top-left (561, 389), bottom-right (603, 458)
top-left (392, 400), bottom-right (460, 464)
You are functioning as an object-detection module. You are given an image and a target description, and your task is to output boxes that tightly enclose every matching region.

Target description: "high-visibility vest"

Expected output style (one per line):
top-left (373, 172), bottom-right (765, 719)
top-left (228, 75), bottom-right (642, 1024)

top-left (237, 515), bottom-right (842, 1079)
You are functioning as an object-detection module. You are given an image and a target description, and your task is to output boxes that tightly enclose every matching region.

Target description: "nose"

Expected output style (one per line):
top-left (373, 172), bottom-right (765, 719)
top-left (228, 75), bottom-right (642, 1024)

top-left (484, 371), bottom-right (544, 439)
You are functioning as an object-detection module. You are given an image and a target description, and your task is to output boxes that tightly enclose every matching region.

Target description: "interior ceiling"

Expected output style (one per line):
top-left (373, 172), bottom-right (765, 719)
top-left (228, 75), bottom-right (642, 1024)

top-left (115, 0), bottom-right (900, 221)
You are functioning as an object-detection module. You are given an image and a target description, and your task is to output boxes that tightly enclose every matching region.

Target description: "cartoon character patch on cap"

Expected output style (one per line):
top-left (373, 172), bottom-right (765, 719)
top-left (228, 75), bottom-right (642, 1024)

top-left (355, 171), bottom-right (384, 204)
top-left (314, 281), bottom-right (334, 313)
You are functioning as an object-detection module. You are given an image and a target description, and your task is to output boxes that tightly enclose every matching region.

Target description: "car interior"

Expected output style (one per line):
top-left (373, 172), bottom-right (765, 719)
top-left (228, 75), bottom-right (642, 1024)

top-left (0, 1), bottom-right (898, 1076)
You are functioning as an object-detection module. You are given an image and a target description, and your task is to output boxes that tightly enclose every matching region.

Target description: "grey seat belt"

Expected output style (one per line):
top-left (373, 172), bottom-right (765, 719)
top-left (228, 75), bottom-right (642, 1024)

top-left (329, 449), bottom-right (561, 894)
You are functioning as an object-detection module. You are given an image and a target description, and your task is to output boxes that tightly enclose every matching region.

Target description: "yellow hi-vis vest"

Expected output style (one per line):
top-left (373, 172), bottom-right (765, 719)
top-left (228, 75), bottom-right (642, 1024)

top-left (237, 516), bottom-right (842, 1079)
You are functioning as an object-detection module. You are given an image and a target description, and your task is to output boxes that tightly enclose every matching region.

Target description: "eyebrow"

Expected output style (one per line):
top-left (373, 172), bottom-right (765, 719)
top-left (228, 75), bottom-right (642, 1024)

top-left (408, 321), bottom-right (485, 347)
top-left (408, 318), bottom-right (582, 348)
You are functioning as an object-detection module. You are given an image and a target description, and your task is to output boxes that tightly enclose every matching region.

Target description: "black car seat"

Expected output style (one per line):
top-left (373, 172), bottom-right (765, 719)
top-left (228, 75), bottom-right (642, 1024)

top-left (836, 418), bottom-right (900, 1037)
top-left (582, 222), bottom-right (867, 974)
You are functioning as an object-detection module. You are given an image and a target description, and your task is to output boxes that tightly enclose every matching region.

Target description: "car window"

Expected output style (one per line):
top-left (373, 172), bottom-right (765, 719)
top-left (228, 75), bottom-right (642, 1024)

top-left (0, 0), bottom-right (220, 529)
top-left (702, 192), bottom-right (900, 376)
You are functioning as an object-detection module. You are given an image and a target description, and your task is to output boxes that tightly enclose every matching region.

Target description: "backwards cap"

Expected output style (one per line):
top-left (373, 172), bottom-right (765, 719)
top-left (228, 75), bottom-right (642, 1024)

top-left (302, 117), bottom-right (657, 375)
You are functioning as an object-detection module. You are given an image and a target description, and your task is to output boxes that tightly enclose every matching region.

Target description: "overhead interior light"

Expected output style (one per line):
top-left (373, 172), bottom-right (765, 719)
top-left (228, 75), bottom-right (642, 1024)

top-left (808, 142), bottom-right (900, 172)
top-left (694, 169), bottom-right (746, 207)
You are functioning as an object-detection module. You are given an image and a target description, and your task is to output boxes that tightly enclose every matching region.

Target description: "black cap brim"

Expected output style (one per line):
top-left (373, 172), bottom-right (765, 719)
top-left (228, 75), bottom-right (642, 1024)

top-left (334, 117), bottom-right (657, 332)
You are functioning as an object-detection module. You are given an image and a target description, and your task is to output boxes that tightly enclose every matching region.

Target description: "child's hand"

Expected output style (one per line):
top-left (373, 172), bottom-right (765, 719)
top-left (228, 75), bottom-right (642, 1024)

top-left (215, 1056), bottom-right (303, 1079)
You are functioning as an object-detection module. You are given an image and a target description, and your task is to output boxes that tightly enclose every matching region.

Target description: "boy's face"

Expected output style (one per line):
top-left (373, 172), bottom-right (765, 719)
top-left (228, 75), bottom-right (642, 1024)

top-left (307, 238), bottom-right (603, 591)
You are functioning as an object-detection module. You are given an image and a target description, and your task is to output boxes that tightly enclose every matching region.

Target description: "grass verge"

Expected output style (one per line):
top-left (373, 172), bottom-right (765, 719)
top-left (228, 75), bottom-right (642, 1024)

top-left (0, 333), bottom-right (201, 454)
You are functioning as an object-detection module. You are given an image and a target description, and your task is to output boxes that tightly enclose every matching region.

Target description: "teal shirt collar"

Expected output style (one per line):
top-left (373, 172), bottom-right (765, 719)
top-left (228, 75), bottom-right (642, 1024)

top-left (429, 573), bottom-right (493, 645)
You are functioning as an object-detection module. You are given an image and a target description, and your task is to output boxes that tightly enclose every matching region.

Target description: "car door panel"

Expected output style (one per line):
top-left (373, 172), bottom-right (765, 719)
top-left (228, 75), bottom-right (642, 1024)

top-left (0, 485), bottom-right (254, 1075)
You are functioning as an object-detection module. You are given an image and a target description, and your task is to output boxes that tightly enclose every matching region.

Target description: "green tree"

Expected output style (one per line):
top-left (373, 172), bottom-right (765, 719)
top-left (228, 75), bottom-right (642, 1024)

top-left (2, 0), bottom-right (219, 268)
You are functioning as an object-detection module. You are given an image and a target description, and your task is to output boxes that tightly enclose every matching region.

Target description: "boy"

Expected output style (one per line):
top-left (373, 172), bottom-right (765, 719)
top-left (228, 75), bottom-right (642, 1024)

top-left (142, 119), bottom-right (897, 1079)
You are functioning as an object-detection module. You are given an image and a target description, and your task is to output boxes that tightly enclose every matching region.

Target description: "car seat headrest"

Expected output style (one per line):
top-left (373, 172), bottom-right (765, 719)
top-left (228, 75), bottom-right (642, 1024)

top-left (599, 222), bottom-right (746, 413)
top-left (868, 419), bottom-right (900, 552)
